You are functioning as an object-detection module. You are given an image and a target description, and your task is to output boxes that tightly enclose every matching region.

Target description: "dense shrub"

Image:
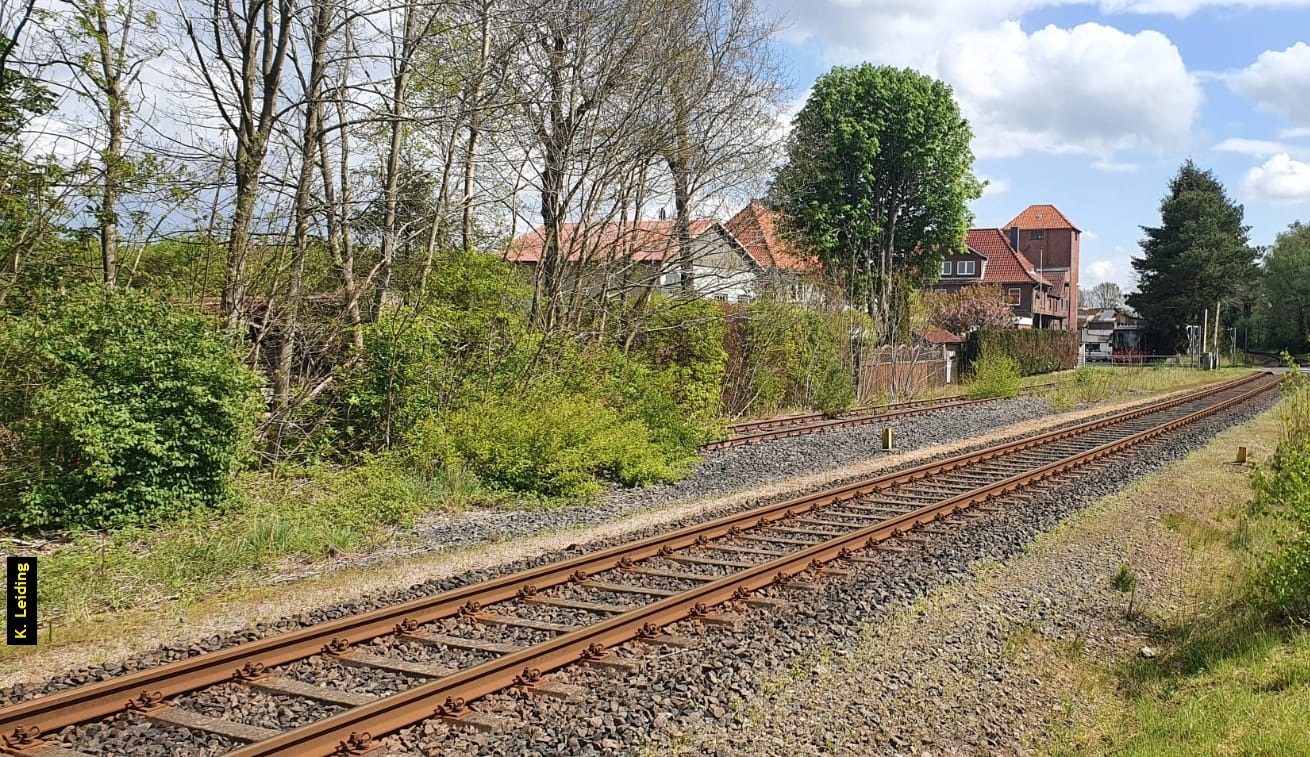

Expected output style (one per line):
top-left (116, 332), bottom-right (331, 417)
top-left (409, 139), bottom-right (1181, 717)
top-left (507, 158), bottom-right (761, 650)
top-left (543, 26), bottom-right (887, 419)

top-left (634, 297), bottom-right (728, 425)
top-left (0, 287), bottom-right (262, 530)
top-left (442, 390), bottom-right (680, 499)
top-left (335, 251), bottom-right (535, 450)
top-left (960, 329), bottom-right (1078, 377)
top-left (1252, 359), bottom-right (1310, 621)
top-left (728, 299), bottom-right (856, 416)
top-left (962, 353), bottom-right (1022, 399)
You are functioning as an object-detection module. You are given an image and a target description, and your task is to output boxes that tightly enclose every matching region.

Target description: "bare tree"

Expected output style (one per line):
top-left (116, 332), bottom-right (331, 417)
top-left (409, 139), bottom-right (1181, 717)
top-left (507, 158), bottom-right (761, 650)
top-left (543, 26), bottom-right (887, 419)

top-left (181, 0), bottom-right (295, 333)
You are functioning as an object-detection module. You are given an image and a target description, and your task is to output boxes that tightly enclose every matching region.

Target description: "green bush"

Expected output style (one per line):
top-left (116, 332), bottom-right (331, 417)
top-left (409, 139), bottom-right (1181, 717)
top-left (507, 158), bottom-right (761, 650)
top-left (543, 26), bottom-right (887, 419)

top-left (335, 251), bottom-right (535, 450)
top-left (0, 287), bottom-right (262, 530)
top-left (729, 299), bottom-right (857, 416)
top-left (960, 329), bottom-right (1078, 377)
top-left (442, 390), bottom-right (681, 500)
top-left (634, 297), bottom-right (728, 425)
top-left (1251, 359), bottom-right (1310, 621)
top-left (963, 353), bottom-right (1022, 399)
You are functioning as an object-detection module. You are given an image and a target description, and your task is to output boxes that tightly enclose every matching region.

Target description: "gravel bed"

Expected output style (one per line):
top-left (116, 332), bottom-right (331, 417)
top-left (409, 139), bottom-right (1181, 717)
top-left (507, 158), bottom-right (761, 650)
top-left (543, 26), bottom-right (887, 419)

top-left (363, 636), bottom-right (497, 670)
top-left (371, 391), bottom-right (1278, 756)
top-left (175, 684), bottom-right (344, 731)
top-left (490, 601), bottom-right (612, 628)
top-left (276, 657), bottom-right (427, 696)
top-left (49, 718), bottom-right (237, 756)
top-left (431, 617), bottom-right (557, 646)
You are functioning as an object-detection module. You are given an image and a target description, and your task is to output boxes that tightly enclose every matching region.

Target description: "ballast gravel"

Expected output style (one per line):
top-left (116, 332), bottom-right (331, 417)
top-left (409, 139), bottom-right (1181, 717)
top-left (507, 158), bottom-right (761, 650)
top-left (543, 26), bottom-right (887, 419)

top-left (0, 387), bottom-right (1277, 756)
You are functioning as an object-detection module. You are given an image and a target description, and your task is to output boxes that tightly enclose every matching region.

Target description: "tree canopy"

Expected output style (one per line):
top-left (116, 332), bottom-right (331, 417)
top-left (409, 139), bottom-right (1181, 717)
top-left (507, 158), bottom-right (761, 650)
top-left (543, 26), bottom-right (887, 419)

top-left (1259, 222), bottom-right (1310, 352)
top-left (1082, 281), bottom-right (1125, 310)
top-left (769, 64), bottom-right (981, 344)
top-left (1128, 160), bottom-right (1258, 353)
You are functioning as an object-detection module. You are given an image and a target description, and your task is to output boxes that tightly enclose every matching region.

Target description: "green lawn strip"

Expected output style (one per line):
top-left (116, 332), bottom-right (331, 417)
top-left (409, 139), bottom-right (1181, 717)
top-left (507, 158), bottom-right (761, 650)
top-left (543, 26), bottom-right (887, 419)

top-left (1044, 400), bottom-right (1310, 755)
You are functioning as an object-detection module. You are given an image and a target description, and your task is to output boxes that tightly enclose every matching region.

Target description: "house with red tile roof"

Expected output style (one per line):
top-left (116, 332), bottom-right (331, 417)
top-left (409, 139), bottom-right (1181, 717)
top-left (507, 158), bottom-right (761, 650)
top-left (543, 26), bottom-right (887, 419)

top-left (934, 227), bottom-right (1069, 329)
top-left (1003, 204), bottom-right (1081, 326)
top-left (506, 202), bottom-right (825, 304)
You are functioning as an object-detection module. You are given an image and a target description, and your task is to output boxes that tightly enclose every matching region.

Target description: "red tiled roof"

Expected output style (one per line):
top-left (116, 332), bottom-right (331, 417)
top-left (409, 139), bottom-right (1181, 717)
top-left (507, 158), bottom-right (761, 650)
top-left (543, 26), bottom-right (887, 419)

top-left (964, 228), bottom-right (1048, 287)
top-left (914, 329), bottom-right (963, 344)
top-left (1004, 204), bottom-right (1080, 232)
top-left (724, 200), bottom-right (818, 272)
top-left (507, 219), bottom-right (716, 264)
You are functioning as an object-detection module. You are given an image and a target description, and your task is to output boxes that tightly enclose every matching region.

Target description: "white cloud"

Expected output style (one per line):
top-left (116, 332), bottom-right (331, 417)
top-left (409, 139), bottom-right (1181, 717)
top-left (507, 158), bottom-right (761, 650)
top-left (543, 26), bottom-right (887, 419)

top-left (1083, 230), bottom-right (1100, 240)
top-left (1242, 153), bottom-right (1310, 204)
top-left (943, 23), bottom-right (1200, 160)
top-left (1228, 42), bottom-right (1310, 126)
top-left (979, 175), bottom-right (1011, 197)
top-left (761, 3), bottom-right (1202, 161)
top-left (1084, 259), bottom-right (1119, 283)
top-left (1280, 127), bottom-right (1310, 138)
top-left (1213, 137), bottom-right (1294, 157)
top-left (1092, 159), bottom-right (1139, 172)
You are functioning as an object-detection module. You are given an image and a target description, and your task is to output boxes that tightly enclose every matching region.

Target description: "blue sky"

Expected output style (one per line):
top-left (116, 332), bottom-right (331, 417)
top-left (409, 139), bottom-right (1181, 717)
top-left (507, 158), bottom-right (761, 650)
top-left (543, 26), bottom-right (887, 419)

top-left (758, 0), bottom-right (1310, 293)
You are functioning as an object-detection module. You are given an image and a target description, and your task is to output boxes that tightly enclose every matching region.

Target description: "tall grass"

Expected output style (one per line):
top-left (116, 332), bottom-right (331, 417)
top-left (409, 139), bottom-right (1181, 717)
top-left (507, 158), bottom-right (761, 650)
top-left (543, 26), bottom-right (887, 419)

top-left (38, 456), bottom-right (499, 622)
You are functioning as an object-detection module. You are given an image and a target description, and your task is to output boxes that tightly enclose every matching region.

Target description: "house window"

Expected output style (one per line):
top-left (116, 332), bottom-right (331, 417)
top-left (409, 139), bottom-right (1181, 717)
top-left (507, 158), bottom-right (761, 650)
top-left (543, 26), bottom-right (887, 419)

top-left (941, 261), bottom-right (952, 276)
top-left (1007, 288), bottom-right (1021, 306)
top-left (713, 293), bottom-right (729, 302)
top-left (737, 294), bottom-right (751, 304)
top-left (957, 260), bottom-right (975, 275)
top-left (1030, 230), bottom-right (1044, 240)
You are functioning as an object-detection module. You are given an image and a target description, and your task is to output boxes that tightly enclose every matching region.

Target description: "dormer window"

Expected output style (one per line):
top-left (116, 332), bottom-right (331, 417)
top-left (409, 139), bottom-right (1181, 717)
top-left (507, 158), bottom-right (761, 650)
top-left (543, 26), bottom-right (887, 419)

top-left (957, 260), bottom-right (975, 275)
top-left (941, 261), bottom-right (952, 276)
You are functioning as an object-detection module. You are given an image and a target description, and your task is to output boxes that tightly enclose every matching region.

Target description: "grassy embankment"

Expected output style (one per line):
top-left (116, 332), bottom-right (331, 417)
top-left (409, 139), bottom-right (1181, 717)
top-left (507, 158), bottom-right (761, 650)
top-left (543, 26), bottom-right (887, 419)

top-left (1039, 374), bottom-right (1310, 755)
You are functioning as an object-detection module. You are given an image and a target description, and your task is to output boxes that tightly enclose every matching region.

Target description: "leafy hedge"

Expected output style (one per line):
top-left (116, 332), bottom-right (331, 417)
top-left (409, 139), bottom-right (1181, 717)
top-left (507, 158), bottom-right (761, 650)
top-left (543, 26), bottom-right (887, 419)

top-left (723, 299), bottom-right (857, 416)
top-left (959, 329), bottom-right (1078, 377)
top-left (0, 287), bottom-right (263, 529)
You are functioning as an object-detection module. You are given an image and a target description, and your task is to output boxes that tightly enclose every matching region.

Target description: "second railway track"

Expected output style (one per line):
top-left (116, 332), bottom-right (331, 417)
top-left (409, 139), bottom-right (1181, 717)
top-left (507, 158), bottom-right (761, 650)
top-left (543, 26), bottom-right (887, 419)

top-left (0, 371), bottom-right (1278, 756)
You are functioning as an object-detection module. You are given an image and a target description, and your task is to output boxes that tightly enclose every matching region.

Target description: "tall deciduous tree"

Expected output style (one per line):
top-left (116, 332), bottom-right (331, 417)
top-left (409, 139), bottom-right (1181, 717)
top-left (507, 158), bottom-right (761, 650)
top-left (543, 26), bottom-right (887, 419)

top-left (1082, 281), bottom-right (1124, 309)
top-left (769, 64), bottom-right (981, 345)
top-left (1128, 160), bottom-right (1258, 353)
top-left (1260, 222), bottom-right (1310, 351)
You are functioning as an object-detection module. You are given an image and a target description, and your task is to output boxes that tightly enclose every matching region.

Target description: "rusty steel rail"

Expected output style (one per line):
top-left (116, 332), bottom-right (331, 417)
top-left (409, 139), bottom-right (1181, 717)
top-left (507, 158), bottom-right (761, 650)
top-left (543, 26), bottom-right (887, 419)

top-left (226, 371), bottom-right (1276, 756)
top-left (0, 372), bottom-right (1273, 754)
top-left (710, 381), bottom-right (1062, 451)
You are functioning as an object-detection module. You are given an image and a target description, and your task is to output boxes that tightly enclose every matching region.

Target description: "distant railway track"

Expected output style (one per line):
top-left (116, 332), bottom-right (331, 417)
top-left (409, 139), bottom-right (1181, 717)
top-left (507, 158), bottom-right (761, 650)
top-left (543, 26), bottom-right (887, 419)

top-left (0, 372), bottom-right (1276, 757)
top-left (703, 381), bottom-right (1060, 452)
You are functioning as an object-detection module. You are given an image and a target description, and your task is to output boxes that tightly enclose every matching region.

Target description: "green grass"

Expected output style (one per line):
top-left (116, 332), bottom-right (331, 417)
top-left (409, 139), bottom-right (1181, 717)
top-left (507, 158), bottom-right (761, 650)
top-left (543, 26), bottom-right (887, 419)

top-left (1045, 366), bottom-right (1249, 408)
top-left (34, 456), bottom-right (502, 623)
top-left (1044, 401), bottom-right (1310, 756)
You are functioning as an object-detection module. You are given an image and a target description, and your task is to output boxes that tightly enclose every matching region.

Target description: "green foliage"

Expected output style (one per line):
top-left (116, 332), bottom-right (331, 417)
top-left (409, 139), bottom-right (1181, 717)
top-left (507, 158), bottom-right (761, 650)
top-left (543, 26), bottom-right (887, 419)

top-left (960, 329), bottom-right (1078, 377)
top-left (770, 64), bottom-right (982, 330)
top-left (962, 353), bottom-right (1021, 399)
top-left (1128, 160), bottom-right (1259, 354)
top-left (442, 390), bottom-right (681, 500)
top-left (1258, 222), bottom-right (1310, 353)
top-left (728, 299), bottom-right (857, 416)
top-left (633, 298), bottom-right (728, 427)
top-left (0, 287), bottom-right (263, 530)
top-left (334, 251), bottom-right (535, 450)
top-left (1251, 359), bottom-right (1310, 622)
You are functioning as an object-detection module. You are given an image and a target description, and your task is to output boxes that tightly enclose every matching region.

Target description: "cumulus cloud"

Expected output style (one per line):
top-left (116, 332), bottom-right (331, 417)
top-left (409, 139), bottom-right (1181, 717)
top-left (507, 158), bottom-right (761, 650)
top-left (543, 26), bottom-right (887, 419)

top-left (1228, 42), bottom-right (1310, 126)
top-left (1213, 137), bottom-right (1294, 157)
top-left (1092, 159), bottom-right (1139, 172)
top-left (1084, 259), bottom-right (1120, 283)
top-left (942, 23), bottom-right (1201, 159)
top-left (759, 2), bottom-right (1202, 161)
top-left (1242, 153), bottom-right (1310, 204)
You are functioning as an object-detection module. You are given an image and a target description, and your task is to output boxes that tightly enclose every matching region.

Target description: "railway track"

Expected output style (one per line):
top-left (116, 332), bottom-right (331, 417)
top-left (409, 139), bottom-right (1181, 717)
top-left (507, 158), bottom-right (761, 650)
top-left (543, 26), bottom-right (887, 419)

top-left (705, 382), bottom-right (1060, 452)
top-left (0, 372), bottom-right (1276, 756)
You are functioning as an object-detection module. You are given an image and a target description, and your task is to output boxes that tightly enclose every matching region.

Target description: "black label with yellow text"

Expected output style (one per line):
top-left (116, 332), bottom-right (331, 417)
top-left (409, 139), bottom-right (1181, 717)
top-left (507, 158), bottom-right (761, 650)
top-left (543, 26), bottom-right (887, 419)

top-left (7, 556), bottom-right (36, 645)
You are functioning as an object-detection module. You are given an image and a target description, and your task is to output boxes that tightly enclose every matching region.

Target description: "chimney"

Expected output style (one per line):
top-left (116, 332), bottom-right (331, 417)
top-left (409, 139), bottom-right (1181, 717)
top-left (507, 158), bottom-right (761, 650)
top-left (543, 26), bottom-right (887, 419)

top-left (1009, 225), bottom-right (1019, 250)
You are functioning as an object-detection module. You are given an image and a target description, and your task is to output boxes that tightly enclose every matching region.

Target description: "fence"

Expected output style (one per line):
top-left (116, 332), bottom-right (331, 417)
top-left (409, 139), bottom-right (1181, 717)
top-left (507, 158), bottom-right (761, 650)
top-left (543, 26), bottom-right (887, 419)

top-left (857, 346), bottom-right (951, 402)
